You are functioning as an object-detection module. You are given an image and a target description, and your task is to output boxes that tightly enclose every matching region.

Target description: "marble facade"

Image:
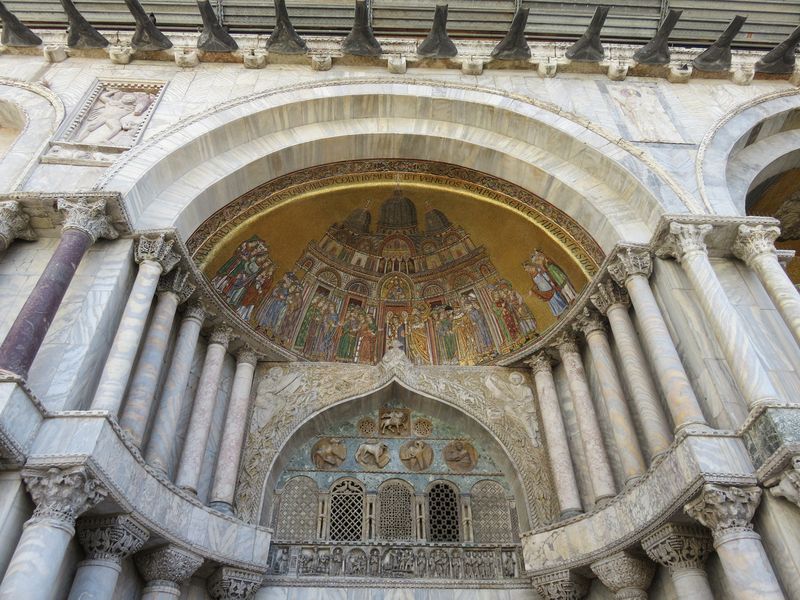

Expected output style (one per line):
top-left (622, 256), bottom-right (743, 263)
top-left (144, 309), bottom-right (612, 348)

top-left (1, 18), bottom-right (800, 600)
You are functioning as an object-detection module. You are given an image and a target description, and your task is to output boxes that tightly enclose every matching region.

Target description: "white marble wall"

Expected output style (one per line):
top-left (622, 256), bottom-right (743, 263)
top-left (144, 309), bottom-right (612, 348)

top-left (254, 588), bottom-right (539, 600)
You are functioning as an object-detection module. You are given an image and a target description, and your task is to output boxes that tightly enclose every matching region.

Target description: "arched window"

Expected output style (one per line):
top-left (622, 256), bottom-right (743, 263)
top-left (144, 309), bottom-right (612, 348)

top-left (470, 480), bottom-right (513, 543)
top-left (328, 479), bottom-right (365, 542)
top-left (427, 481), bottom-right (461, 542)
top-left (377, 480), bottom-right (415, 540)
top-left (275, 476), bottom-right (318, 541)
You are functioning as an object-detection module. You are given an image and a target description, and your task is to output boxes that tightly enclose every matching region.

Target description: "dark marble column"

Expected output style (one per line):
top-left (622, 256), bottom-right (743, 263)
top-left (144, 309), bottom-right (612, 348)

top-left (0, 198), bottom-right (117, 378)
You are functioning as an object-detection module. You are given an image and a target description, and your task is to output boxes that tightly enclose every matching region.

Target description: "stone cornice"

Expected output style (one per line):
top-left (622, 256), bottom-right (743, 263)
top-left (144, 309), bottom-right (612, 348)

top-left (0, 192), bottom-right (131, 237)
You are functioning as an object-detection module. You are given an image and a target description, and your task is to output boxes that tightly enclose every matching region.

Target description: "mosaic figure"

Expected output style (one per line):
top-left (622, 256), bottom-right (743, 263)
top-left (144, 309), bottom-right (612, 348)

top-left (524, 250), bottom-right (576, 317)
top-left (212, 237), bottom-right (275, 319)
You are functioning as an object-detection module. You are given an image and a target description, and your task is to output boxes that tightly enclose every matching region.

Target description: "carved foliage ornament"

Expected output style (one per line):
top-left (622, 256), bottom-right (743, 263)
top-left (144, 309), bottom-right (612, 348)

top-left (658, 223), bottom-right (712, 262)
top-left (590, 280), bottom-right (629, 315)
top-left (607, 247), bottom-right (652, 286)
top-left (641, 522), bottom-right (712, 572)
top-left (58, 197), bottom-right (118, 243)
top-left (0, 200), bottom-right (36, 247)
top-left (23, 466), bottom-right (108, 529)
top-left (590, 551), bottom-right (654, 595)
top-left (77, 514), bottom-right (149, 563)
top-left (684, 483), bottom-right (761, 538)
top-left (158, 268), bottom-right (195, 304)
top-left (207, 566), bottom-right (262, 600)
top-left (135, 544), bottom-right (203, 584)
top-left (532, 570), bottom-right (589, 600)
top-left (732, 224), bottom-right (780, 265)
top-left (136, 234), bottom-right (180, 272)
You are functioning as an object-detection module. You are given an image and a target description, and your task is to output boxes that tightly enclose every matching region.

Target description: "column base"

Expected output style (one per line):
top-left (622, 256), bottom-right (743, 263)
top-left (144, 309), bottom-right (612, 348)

top-left (595, 495), bottom-right (615, 509)
top-left (559, 508), bottom-right (583, 520)
top-left (208, 501), bottom-right (234, 515)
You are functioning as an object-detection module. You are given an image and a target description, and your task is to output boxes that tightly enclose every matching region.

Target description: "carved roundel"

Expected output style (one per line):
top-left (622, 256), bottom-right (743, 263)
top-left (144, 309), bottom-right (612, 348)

top-left (357, 417), bottom-right (377, 436)
top-left (413, 417), bottom-right (432, 437)
top-left (355, 440), bottom-right (391, 470)
top-left (443, 440), bottom-right (478, 473)
top-left (399, 440), bottom-right (434, 472)
top-left (311, 437), bottom-right (347, 470)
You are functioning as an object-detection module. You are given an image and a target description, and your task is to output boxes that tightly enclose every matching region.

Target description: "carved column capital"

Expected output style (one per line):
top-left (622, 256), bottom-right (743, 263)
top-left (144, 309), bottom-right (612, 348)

top-left (58, 197), bottom-right (119, 243)
top-left (574, 308), bottom-right (606, 337)
top-left (641, 522), bottom-right (713, 572)
top-left (0, 200), bottom-right (37, 249)
top-left (658, 223), bottom-right (712, 263)
top-left (770, 455), bottom-right (800, 508)
top-left (210, 325), bottom-right (234, 347)
top-left (158, 268), bottom-right (195, 304)
top-left (184, 301), bottom-right (208, 323)
top-left (553, 332), bottom-right (579, 355)
top-left (526, 351), bottom-right (553, 375)
top-left (135, 234), bottom-right (180, 273)
top-left (207, 566), bottom-right (262, 600)
top-left (684, 484), bottom-right (762, 540)
top-left (236, 346), bottom-right (258, 367)
top-left (22, 466), bottom-right (108, 532)
top-left (532, 570), bottom-right (589, 600)
top-left (135, 544), bottom-right (203, 586)
top-left (76, 514), bottom-right (149, 563)
top-left (608, 247), bottom-right (653, 286)
top-left (590, 281), bottom-right (630, 315)
top-left (591, 552), bottom-right (654, 599)
top-left (732, 224), bottom-right (780, 266)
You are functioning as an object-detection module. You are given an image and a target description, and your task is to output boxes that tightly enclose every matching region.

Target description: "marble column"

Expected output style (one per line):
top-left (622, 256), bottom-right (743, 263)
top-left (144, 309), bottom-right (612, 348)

top-left (135, 544), bottom-right (203, 600)
top-left (175, 326), bottom-right (233, 495)
top-left (642, 522), bottom-right (714, 600)
top-left (577, 309), bottom-right (647, 485)
top-left (685, 484), bottom-right (785, 600)
top-left (532, 569), bottom-right (588, 600)
top-left (556, 334), bottom-right (616, 504)
top-left (0, 200), bottom-right (36, 252)
top-left (526, 352), bottom-right (582, 518)
top-left (591, 281), bottom-right (673, 459)
top-left (209, 347), bottom-right (258, 514)
top-left (67, 514), bottom-right (149, 600)
top-left (591, 551), bottom-right (654, 599)
top-left (207, 566), bottom-right (262, 600)
top-left (119, 269), bottom-right (195, 448)
top-left (733, 224), bottom-right (800, 347)
top-left (92, 234), bottom-right (180, 416)
top-left (661, 223), bottom-right (782, 410)
top-left (0, 198), bottom-right (117, 378)
top-left (0, 466), bottom-right (107, 600)
top-left (608, 247), bottom-right (709, 431)
top-left (145, 302), bottom-right (206, 477)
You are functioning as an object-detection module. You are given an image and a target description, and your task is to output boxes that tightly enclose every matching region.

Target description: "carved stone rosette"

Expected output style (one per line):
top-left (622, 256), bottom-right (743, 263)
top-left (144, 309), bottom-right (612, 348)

top-left (207, 566), bottom-right (262, 600)
top-left (57, 197), bottom-right (118, 243)
top-left (76, 514), bottom-right (149, 563)
top-left (732, 224), bottom-right (780, 265)
top-left (641, 522), bottom-right (713, 572)
top-left (591, 551), bottom-right (654, 599)
top-left (135, 234), bottom-right (180, 272)
top-left (532, 570), bottom-right (588, 600)
top-left (0, 200), bottom-right (37, 249)
top-left (158, 267), bottom-right (195, 304)
top-left (770, 455), bottom-right (800, 508)
top-left (607, 247), bottom-right (652, 285)
top-left (135, 544), bottom-right (203, 587)
top-left (684, 484), bottom-right (762, 543)
top-left (22, 466), bottom-right (108, 532)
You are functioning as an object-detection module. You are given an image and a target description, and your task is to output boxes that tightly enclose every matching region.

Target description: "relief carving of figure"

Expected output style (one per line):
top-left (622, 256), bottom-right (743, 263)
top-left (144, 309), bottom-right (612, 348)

top-left (74, 89), bottom-right (154, 146)
top-left (369, 548), bottom-right (381, 576)
top-left (355, 441), bottom-right (391, 469)
top-left (443, 440), bottom-right (478, 473)
top-left (331, 547), bottom-right (344, 576)
top-left (311, 438), bottom-right (347, 470)
top-left (379, 409), bottom-right (409, 436)
top-left (298, 548), bottom-right (315, 574)
top-left (346, 549), bottom-right (367, 576)
top-left (399, 440), bottom-right (434, 472)
top-left (484, 371), bottom-right (540, 446)
top-left (415, 549), bottom-right (427, 577)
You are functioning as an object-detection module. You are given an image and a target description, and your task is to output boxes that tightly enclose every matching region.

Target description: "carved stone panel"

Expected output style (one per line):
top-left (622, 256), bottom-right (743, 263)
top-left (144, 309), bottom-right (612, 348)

top-left (355, 441), bottom-right (391, 469)
top-left (399, 440), bottom-right (434, 472)
top-left (311, 438), bottom-right (346, 470)
top-left (379, 408), bottom-right (411, 436)
top-left (443, 441), bottom-right (479, 473)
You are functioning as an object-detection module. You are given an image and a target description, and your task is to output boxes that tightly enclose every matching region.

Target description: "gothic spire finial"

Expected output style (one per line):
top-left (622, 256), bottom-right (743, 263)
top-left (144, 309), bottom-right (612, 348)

top-left (196, 0), bottom-right (238, 52)
top-left (266, 0), bottom-right (307, 54)
top-left (633, 9), bottom-right (682, 65)
top-left (565, 5), bottom-right (610, 63)
top-left (490, 7), bottom-right (530, 61)
top-left (417, 4), bottom-right (457, 58)
top-left (692, 15), bottom-right (747, 72)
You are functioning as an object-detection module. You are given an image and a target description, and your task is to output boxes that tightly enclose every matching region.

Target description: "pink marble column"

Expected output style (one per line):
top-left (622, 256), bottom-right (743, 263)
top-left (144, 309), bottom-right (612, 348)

top-left (175, 326), bottom-right (233, 495)
top-left (526, 352), bottom-right (582, 518)
top-left (577, 310), bottom-right (646, 485)
top-left (0, 200), bottom-right (36, 252)
top-left (556, 333), bottom-right (616, 505)
top-left (91, 235), bottom-right (180, 416)
top-left (661, 223), bottom-right (781, 410)
top-left (145, 303), bottom-right (206, 477)
top-left (643, 522), bottom-right (715, 600)
top-left (119, 269), bottom-right (195, 449)
top-left (733, 223), bottom-right (800, 348)
top-left (0, 198), bottom-right (117, 378)
top-left (591, 281), bottom-right (673, 459)
top-left (209, 347), bottom-right (258, 514)
top-left (608, 247), bottom-right (709, 432)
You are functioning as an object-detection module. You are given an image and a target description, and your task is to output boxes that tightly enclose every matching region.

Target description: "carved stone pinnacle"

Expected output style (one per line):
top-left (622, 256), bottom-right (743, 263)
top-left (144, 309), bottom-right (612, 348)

top-left (607, 247), bottom-right (652, 286)
top-left (684, 484), bottom-right (761, 540)
top-left (57, 197), bottom-right (119, 243)
top-left (77, 514), bottom-right (149, 563)
top-left (658, 223), bottom-right (712, 263)
top-left (207, 566), bottom-right (262, 600)
top-left (641, 522), bottom-right (713, 572)
top-left (591, 551), bottom-right (654, 598)
top-left (732, 224), bottom-right (780, 266)
top-left (532, 569), bottom-right (589, 600)
top-left (135, 544), bottom-right (203, 585)
top-left (22, 466), bottom-right (108, 531)
top-left (591, 281), bottom-right (629, 315)
top-left (136, 234), bottom-right (180, 273)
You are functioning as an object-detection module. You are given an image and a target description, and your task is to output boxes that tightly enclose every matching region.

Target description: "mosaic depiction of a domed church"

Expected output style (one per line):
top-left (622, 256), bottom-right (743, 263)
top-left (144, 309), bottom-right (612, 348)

top-left (210, 190), bottom-right (577, 365)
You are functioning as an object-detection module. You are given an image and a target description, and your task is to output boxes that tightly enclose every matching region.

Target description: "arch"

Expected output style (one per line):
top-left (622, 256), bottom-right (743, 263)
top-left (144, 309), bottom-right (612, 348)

top-left (328, 478), bottom-right (366, 542)
top-left (427, 480), bottom-right (461, 543)
top-left (0, 78), bottom-right (64, 192)
top-left (376, 479), bottom-right (415, 541)
top-left (94, 79), bottom-right (692, 252)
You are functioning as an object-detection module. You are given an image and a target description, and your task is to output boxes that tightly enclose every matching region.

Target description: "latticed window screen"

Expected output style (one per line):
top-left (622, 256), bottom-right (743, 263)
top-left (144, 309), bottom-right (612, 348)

top-left (427, 482), bottom-right (460, 542)
top-left (329, 480), bottom-right (365, 542)
top-left (276, 476), bottom-right (319, 541)
top-left (377, 481), bottom-right (414, 540)
top-left (471, 480), bottom-right (513, 543)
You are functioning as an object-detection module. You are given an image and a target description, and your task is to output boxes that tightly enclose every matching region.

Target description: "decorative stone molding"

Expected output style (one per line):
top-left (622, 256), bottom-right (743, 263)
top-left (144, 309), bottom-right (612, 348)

top-left (135, 544), bottom-right (203, 585)
top-left (22, 466), bottom-right (108, 532)
top-left (656, 222), bottom-right (713, 262)
top-left (532, 570), bottom-right (588, 599)
top-left (0, 200), bottom-right (36, 249)
top-left (574, 308), bottom-right (605, 336)
top-left (591, 551), bottom-right (654, 599)
top-left (57, 197), bottom-right (119, 242)
top-left (732, 224), bottom-right (781, 265)
top-left (607, 247), bottom-right (652, 285)
top-left (135, 234), bottom-right (180, 272)
top-left (641, 522), bottom-right (713, 572)
top-left (236, 346), bottom-right (259, 367)
top-left (526, 351), bottom-right (553, 375)
top-left (76, 514), bottom-right (149, 563)
top-left (770, 455), bottom-right (800, 508)
top-left (210, 325), bottom-right (235, 347)
top-left (684, 484), bottom-right (762, 540)
top-left (590, 281), bottom-right (629, 315)
top-left (207, 566), bottom-right (262, 600)
top-left (158, 267), bottom-right (195, 303)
